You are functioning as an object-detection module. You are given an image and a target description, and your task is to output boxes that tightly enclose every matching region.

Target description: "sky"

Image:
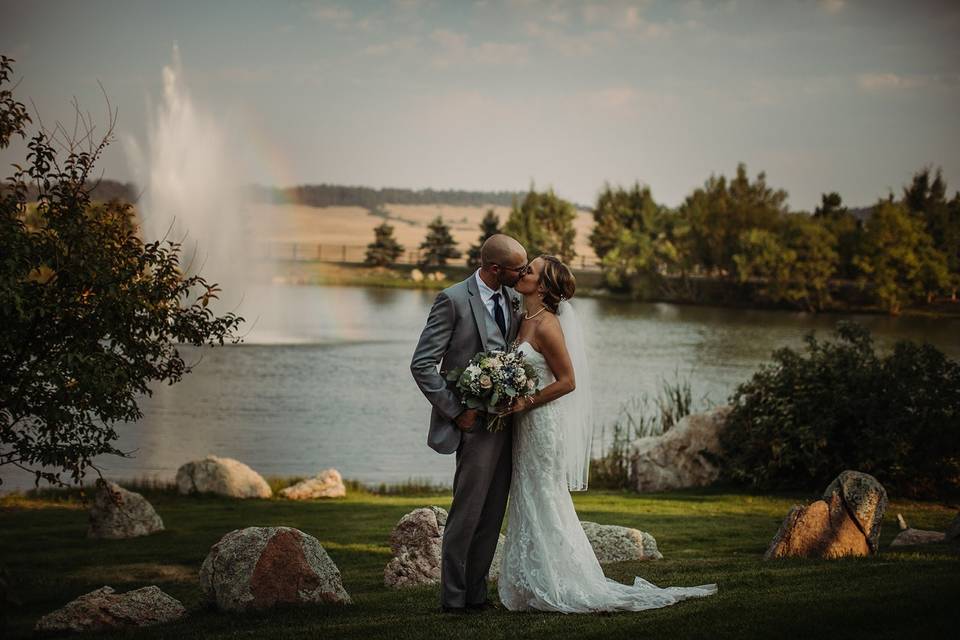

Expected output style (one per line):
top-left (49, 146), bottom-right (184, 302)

top-left (2, 0), bottom-right (959, 210)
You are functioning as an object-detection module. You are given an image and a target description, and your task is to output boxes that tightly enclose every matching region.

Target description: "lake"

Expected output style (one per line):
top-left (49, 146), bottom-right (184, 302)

top-left (2, 284), bottom-right (958, 493)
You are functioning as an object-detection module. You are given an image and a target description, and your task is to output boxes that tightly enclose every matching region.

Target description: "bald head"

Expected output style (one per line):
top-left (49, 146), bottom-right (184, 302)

top-left (480, 234), bottom-right (526, 266)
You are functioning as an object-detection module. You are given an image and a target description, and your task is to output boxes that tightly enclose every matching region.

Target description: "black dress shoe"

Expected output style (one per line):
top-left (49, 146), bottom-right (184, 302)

top-left (465, 600), bottom-right (498, 612)
top-left (439, 604), bottom-right (469, 615)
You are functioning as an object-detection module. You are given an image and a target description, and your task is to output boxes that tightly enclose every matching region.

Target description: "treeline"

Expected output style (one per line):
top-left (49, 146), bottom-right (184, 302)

top-left (588, 163), bottom-right (959, 314)
top-left (368, 163), bottom-right (959, 315)
top-left (19, 179), bottom-right (138, 203)
top-left (248, 183), bottom-right (531, 209)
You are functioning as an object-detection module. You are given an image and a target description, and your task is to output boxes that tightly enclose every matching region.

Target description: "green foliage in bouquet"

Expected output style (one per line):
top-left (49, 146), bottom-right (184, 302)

top-left (719, 321), bottom-right (960, 499)
top-left (445, 347), bottom-right (540, 431)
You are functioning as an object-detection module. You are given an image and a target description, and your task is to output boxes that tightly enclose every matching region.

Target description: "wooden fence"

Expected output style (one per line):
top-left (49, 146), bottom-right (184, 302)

top-left (258, 242), bottom-right (603, 270)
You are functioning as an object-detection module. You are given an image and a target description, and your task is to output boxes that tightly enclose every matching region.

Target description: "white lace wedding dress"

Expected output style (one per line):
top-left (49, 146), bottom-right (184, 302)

top-left (497, 341), bottom-right (718, 613)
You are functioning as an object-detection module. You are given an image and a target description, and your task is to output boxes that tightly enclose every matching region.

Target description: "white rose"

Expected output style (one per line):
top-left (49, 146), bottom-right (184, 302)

top-left (480, 374), bottom-right (493, 389)
top-left (466, 364), bottom-right (482, 376)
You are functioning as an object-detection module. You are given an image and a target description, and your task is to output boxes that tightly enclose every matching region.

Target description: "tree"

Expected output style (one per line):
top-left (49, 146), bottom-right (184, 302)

top-left (0, 57), bottom-right (244, 487)
top-left (503, 187), bottom-right (577, 262)
top-left (466, 209), bottom-right (501, 269)
top-left (902, 167), bottom-right (960, 288)
top-left (418, 216), bottom-right (461, 267)
top-left (853, 200), bottom-right (951, 314)
top-left (589, 184), bottom-right (686, 294)
top-left (734, 215), bottom-right (838, 311)
top-left (364, 222), bottom-right (404, 266)
top-left (678, 163), bottom-right (787, 280)
top-left (814, 192), bottom-right (862, 280)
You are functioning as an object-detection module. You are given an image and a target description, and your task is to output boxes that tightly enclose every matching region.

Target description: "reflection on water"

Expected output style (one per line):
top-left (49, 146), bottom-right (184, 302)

top-left (2, 284), bottom-right (957, 492)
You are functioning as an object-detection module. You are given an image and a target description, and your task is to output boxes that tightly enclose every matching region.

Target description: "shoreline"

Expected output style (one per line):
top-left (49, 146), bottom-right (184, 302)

top-left (267, 260), bottom-right (960, 320)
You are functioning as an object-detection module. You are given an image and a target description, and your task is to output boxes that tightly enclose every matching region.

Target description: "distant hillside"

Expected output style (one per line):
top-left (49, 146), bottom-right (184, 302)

top-left (19, 179), bottom-right (139, 203)
top-left (248, 184), bottom-right (533, 209)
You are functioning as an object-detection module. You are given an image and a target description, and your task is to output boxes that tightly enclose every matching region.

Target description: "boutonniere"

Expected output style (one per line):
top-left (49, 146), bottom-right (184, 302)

top-left (510, 296), bottom-right (521, 314)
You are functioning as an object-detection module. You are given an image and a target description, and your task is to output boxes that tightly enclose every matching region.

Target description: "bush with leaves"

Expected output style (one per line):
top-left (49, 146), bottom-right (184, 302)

top-left (0, 57), bottom-right (244, 487)
top-left (719, 322), bottom-right (960, 498)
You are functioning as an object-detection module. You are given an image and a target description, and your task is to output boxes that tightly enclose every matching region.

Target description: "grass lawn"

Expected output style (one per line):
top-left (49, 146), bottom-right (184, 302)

top-left (1, 485), bottom-right (957, 639)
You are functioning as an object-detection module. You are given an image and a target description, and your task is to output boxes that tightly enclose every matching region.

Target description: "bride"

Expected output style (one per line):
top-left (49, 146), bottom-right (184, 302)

top-left (496, 255), bottom-right (718, 613)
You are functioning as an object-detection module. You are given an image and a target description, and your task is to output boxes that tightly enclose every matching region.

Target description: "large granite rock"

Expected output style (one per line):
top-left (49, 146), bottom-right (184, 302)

top-left (87, 480), bottom-right (164, 539)
top-left (176, 455), bottom-right (272, 499)
top-left (822, 470), bottom-right (887, 552)
top-left (279, 469), bottom-right (346, 500)
top-left (946, 513), bottom-right (960, 541)
top-left (580, 521), bottom-right (663, 562)
top-left (765, 471), bottom-right (887, 560)
top-left (628, 406), bottom-right (732, 492)
top-left (383, 506), bottom-right (504, 588)
top-left (200, 526), bottom-right (351, 611)
top-left (34, 586), bottom-right (185, 634)
top-left (890, 528), bottom-right (946, 547)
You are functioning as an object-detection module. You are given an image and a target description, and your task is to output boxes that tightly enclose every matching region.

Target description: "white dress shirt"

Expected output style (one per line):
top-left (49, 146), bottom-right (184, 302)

top-left (474, 269), bottom-right (510, 335)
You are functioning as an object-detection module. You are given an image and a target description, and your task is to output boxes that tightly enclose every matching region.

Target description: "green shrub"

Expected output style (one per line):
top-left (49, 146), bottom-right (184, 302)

top-left (719, 321), bottom-right (960, 498)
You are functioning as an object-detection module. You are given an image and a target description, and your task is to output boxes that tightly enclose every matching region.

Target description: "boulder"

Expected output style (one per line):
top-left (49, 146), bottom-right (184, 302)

top-left (764, 492), bottom-right (870, 560)
top-left (890, 528), bottom-right (946, 547)
top-left (822, 470), bottom-right (887, 552)
top-left (200, 526), bottom-right (351, 611)
top-left (87, 480), bottom-right (164, 539)
top-left (383, 506), bottom-right (504, 588)
top-left (279, 469), bottom-right (346, 500)
top-left (946, 513), bottom-right (960, 541)
top-left (765, 470), bottom-right (890, 560)
top-left (410, 268), bottom-right (424, 282)
top-left (34, 586), bottom-right (185, 634)
top-left (628, 406), bottom-right (732, 492)
top-left (176, 455), bottom-right (272, 499)
top-left (580, 521), bottom-right (663, 562)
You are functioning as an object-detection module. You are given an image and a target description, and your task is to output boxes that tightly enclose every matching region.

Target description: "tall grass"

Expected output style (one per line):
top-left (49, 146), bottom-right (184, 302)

top-left (589, 370), bottom-right (704, 490)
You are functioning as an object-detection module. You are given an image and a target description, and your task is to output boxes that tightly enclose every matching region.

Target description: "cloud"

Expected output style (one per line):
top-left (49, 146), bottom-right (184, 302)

top-left (857, 73), bottom-right (924, 91)
top-left (818, 0), bottom-right (846, 15)
top-left (362, 37), bottom-right (420, 57)
top-left (309, 2), bottom-right (374, 31)
top-left (430, 29), bottom-right (529, 68)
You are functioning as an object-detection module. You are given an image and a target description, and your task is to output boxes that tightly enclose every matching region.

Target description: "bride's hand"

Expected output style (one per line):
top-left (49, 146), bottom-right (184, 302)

top-left (498, 396), bottom-right (533, 417)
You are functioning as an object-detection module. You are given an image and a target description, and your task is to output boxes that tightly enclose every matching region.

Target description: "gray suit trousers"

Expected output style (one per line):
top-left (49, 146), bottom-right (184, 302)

top-left (441, 420), bottom-right (512, 608)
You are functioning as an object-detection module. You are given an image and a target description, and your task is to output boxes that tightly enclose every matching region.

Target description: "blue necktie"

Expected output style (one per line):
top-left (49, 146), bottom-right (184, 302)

top-left (491, 292), bottom-right (507, 338)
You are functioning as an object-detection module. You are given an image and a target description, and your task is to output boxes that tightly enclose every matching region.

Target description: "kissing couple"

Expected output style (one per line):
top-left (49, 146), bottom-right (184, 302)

top-left (411, 233), bottom-right (717, 614)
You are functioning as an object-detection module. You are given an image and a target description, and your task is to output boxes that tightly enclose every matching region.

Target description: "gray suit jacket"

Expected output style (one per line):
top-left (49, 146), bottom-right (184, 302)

top-left (411, 274), bottom-right (523, 454)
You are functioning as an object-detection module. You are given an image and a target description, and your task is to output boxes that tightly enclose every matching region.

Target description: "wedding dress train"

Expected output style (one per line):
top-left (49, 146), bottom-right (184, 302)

top-left (497, 341), bottom-right (718, 613)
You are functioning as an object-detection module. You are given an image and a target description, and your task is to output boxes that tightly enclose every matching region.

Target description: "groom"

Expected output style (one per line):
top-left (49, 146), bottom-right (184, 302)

top-left (410, 234), bottom-right (528, 613)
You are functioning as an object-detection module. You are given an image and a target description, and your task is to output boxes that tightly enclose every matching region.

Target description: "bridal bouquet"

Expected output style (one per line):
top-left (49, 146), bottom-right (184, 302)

top-left (446, 345), bottom-right (540, 432)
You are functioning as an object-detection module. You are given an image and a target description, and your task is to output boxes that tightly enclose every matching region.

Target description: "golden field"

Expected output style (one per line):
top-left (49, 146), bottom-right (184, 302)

top-left (245, 202), bottom-right (598, 266)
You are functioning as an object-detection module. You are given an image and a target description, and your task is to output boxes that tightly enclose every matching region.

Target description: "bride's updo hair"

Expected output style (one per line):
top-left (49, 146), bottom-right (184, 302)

top-left (538, 255), bottom-right (576, 313)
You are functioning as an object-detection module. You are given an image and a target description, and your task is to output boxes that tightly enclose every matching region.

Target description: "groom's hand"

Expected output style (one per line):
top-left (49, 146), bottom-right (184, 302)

top-left (455, 408), bottom-right (480, 431)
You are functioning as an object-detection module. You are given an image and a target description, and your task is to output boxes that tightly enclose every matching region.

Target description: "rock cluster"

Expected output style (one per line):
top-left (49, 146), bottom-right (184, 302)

top-left (34, 586), bottom-right (185, 634)
top-left (87, 480), bottom-right (164, 539)
top-left (765, 470), bottom-right (887, 560)
top-left (175, 455), bottom-right (272, 499)
top-left (279, 469), bottom-right (346, 500)
top-left (383, 507), bottom-right (662, 588)
top-left (629, 406), bottom-right (732, 492)
top-left (383, 506), bottom-right (504, 588)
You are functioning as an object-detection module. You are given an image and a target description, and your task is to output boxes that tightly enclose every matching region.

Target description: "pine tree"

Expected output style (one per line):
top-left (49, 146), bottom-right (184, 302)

top-left (466, 209), bottom-right (501, 269)
top-left (365, 222), bottom-right (404, 266)
top-left (418, 216), bottom-right (461, 267)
